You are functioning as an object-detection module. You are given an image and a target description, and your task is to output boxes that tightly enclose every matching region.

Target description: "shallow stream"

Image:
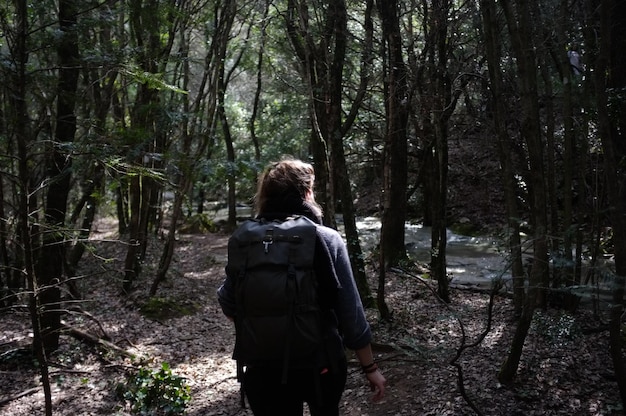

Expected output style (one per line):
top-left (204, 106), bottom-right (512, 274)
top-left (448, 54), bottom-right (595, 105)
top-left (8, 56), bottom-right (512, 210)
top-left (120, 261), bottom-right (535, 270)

top-left (352, 216), bottom-right (617, 310)
top-left (353, 216), bottom-right (510, 290)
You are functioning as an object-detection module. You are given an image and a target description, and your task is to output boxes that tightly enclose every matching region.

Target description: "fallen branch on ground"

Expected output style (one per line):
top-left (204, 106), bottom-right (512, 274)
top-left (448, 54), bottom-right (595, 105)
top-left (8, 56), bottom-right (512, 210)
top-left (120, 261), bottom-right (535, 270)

top-left (0, 387), bottom-right (40, 407)
top-left (391, 267), bottom-right (506, 416)
top-left (61, 323), bottom-right (135, 358)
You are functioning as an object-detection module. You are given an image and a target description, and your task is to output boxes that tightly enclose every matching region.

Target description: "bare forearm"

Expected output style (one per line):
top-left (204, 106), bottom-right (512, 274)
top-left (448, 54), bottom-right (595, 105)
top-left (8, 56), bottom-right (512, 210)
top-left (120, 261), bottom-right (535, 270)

top-left (354, 344), bottom-right (376, 367)
top-left (353, 344), bottom-right (386, 401)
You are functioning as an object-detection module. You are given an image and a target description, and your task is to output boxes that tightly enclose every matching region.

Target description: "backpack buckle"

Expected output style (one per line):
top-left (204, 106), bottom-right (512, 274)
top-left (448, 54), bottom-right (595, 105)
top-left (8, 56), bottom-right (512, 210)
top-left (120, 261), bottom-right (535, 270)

top-left (262, 229), bottom-right (274, 253)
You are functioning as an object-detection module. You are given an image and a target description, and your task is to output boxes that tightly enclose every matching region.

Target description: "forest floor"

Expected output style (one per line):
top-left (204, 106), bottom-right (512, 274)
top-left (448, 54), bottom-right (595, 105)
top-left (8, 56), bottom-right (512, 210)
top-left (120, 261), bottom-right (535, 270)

top-left (0, 214), bottom-right (623, 416)
top-left (1, 133), bottom-right (624, 415)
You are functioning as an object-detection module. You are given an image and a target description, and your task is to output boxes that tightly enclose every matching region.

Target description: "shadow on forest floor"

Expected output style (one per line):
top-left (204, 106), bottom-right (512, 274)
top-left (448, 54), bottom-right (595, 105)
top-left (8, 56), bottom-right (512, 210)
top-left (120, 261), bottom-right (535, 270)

top-left (0, 219), bottom-right (623, 415)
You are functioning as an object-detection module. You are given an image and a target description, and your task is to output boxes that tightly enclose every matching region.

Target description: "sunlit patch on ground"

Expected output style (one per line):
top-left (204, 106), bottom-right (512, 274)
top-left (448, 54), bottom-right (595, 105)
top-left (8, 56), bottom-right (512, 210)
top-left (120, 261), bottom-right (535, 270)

top-left (0, 222), bottom-right (622, 415)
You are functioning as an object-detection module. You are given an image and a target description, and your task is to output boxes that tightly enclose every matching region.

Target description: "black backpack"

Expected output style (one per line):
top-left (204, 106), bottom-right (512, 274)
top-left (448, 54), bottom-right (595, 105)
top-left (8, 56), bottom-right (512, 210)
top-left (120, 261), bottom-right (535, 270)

top-left (227, 216), bottom-right (324, 382)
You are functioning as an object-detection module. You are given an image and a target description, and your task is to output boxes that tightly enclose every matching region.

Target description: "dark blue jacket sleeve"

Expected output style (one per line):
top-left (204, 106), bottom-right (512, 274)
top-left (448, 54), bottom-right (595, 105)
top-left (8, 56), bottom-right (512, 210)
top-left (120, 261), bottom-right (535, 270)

top-left (317, 226), bottom-right (372, 350)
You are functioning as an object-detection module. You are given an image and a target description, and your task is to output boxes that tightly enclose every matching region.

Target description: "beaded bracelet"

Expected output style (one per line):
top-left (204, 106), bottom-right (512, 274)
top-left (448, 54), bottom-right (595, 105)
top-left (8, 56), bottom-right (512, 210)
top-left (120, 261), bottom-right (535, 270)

top-left (361, 361), bottom-right (378, 374)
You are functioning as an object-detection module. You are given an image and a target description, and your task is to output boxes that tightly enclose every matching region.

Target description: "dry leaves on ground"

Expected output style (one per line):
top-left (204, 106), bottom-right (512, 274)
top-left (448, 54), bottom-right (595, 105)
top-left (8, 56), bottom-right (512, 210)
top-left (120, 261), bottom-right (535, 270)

top-left (0, 224), bottom-right (623, 416)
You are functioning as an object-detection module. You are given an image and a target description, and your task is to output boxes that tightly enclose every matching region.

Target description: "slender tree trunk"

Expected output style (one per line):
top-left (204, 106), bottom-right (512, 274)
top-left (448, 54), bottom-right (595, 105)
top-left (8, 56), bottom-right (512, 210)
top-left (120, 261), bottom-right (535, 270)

top-left (116, 178), bottom-right (129, 234)
top-left (151, 177), bottom-right (189, 296)
top-left (480, 0), bottom-right (525, 316)
top-left (534, 12), bottom-right (558, 302)
top-left (498, 0), bottom-right (549, 384)
top-left (325, 0), bottom-right (374, 307)
top-left (375, 0), bottom-right (409, 318)
top-left (597, 0), bottom-right (626, 402)
top-left (123, 175), bottom-right (143, 293)
top-left (249, 0), bottom-right (270, 162)
top-left (123, 0), bottom-right (176, 289)
top-left (285, 0), bottom-right (336, 227)
top-left (0, 172), bottom-right (11, 306)
top-left (285, 0), bottom-right (374, 306)
top-left (556, 0), bottom-right (576, 289)
top-left (67, 163), bottom-right (104, 278)
top-left (151, 2), bottom-right (227, 292)
top-left (218, 84), bottom-right (237, 229)
top-left (11, 2), bottom-right (53, 413)
top-left (152, 23), bottom-right (193, 296)
top-left (430, 0), bottom-right (451, 303)
top-left (215, 0), bottom-right (237, 229)
top-left (35, 0), bottom-right (80, 354)
top-left (66, 16), bottom-right (119, 273)
top-left (377, 0), bottom-right (409, 268)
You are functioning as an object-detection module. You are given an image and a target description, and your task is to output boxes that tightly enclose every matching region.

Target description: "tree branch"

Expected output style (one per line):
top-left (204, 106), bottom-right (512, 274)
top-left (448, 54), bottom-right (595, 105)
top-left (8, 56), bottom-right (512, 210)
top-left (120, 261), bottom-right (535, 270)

top-left (61, 323), bottom-right (134, 358)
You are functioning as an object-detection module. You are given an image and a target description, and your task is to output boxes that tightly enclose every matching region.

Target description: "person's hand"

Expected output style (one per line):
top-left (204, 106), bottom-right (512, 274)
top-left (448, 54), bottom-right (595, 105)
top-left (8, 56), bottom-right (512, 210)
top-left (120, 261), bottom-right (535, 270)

top-left (365, 369), bottom-right (386, 402)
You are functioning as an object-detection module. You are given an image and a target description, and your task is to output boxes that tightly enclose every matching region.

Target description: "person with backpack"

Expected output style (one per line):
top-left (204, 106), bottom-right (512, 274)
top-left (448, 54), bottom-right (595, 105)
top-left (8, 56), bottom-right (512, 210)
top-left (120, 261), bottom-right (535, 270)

top-left (217, 158), bottom-right (386, 416)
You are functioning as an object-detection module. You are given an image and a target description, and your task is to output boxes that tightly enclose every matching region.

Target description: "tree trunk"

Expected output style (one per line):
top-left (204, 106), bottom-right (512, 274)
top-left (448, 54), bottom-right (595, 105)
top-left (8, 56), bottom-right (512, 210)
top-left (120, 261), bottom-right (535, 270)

top-left (597, 0), bottom-right (626, 403)
top-left (535, 21), bottom-right (557, 307)
top-left (151, 2), bottom-right (228, 293)
top-left (377, 0), bottom-right (409, 269)
top-left (66, 16), bottom-right (119, 273)
top-left (151, 181), bottom-right (188, 296)
top-left (216, 0), bottom-right (237, 229)
top-left (498, 0), bottom-right (549, 384)
top-left (35, 0), bottom-right (80, 354)
top-left (480, 0), bottom-right (525, 317)
top-left (116, 178), bottom-right (130, 235)
top-left (249, 0), bottom-right (270, 162)
top-left (327, 0), bottom-right (374, 307)
top-left (67, 163), bottom-right (104, 281)
top-left (285, 0), bottom-right (336, 227)
top-left (0, 171), bottom-right (11, 306)
top-left (11, 1), bottom-right (53, 413)
top-left (123, 174), bottom-right (144, 293)
top-left (429, 0), bottom-right (451, 303)
top-left (285, 0), bottom-right (374, 305)
top-left (218, 80), bottom-right (237, 229)
top-left (556, 0), bottom-right (576, 289)
top-left (123, 0), bottom-right (176, 290)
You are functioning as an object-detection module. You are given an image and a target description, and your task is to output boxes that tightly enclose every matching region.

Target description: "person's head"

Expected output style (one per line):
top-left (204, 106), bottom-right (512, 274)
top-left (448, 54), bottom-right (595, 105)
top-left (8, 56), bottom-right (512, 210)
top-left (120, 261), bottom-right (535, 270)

top-left (255, 158), bottom-right (322, 218)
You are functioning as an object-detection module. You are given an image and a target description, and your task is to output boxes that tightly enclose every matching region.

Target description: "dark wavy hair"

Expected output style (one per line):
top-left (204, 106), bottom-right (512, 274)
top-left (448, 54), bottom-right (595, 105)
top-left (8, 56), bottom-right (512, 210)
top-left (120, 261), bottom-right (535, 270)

top-left (254, 158), bottom-right (322, 218)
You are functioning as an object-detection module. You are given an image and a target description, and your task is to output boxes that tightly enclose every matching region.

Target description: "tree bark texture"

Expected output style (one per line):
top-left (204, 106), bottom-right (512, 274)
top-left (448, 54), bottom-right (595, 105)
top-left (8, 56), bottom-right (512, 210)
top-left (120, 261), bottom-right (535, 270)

top-left (35, 0), bottom-right (80, 354)
top-left (216, 0), bottom-right (237, 229)
top-left (498, 0), bottom-right (550, 384)
top-left (480, 0), bottom-right (525, 316)
top-left (377, 0), bottom-right (409, 268)
top-left (325, 0), bottom-right (374, 306)
top-left (597, 0), bottom-right (626, 403)
top-left (429, 0), bottom-right (451, 303)
top-left (11, 2), bottom-right (54, 413)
